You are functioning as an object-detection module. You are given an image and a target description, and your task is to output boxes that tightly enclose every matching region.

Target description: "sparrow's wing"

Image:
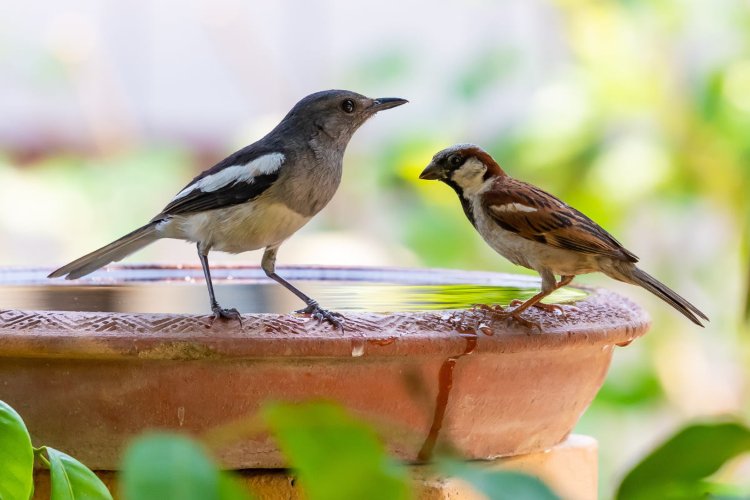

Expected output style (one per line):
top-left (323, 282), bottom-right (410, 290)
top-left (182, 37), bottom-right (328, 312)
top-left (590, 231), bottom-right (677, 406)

top-left (155, 147), bottom-right (286, 218)
top-left (482, 178), bottom-right (638, 263)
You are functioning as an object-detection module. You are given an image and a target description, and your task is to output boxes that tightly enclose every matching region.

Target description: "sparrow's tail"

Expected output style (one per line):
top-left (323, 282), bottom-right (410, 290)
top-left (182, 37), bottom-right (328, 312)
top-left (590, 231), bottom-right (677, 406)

top-left (48, 222), bottom-right (162, 280)
top-left (609, 265), bottom-right (708, 327)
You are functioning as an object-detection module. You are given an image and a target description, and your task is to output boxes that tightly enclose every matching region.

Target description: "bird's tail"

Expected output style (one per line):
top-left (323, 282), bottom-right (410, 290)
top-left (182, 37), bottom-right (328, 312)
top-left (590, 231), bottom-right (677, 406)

top-left (611, 265), bottom-right (708, 327)
top-left (48, 222), bottom-right (161, 280)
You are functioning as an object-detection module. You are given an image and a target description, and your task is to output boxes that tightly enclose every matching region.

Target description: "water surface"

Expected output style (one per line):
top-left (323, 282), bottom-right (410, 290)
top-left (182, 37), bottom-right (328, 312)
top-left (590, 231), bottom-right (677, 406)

top-left (0, 267), bottom-right (587, 315)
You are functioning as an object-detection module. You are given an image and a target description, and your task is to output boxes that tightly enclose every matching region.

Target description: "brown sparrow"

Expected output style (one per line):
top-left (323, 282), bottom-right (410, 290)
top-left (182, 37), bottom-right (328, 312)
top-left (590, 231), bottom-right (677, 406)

top-left (419, 144), bottom-right (707, 327)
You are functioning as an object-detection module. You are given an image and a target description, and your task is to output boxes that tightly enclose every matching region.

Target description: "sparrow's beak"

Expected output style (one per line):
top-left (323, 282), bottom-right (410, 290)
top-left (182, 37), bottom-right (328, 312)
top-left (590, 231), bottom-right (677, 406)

top-left (371, 97), bottom-right (409, 111)
top-left (419, 162), bottom-right (444, 180)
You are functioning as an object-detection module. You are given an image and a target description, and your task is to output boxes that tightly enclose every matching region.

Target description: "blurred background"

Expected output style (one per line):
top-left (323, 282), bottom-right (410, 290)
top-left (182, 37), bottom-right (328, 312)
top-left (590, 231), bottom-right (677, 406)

top-left (1, 0), bottom-right (749, 494)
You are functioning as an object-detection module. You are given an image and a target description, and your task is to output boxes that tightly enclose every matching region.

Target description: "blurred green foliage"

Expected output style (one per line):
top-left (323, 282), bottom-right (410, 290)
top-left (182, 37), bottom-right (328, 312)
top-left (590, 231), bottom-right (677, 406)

top-left (617, 421), bottom-right (750, 500)
top-left (43, 447), bottom-right (113, 500)
top-left (121, 434), bottom-right (249, 500)
top-left (0, 401), bottom-right (34, 500)
top-left (0, 399), bottom-right (112, 500)
top-left (123, 401), bottom-right (558, 500)
top-left (7, 396), bottom-right (750, 499)
top-left (263, 402), bottom-right (411, 500)
top-left (440, 459), bottom-right (559, 500)
top-left (0, 398), bottom-right (563, 500)
top-left (453, 49), bottom-right (518, 101)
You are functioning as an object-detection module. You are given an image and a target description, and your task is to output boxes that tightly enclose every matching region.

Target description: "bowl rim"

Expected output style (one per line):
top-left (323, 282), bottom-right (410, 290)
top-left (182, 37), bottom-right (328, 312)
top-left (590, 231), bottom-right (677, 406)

top-left (0, 264), bottom-right (650, 361)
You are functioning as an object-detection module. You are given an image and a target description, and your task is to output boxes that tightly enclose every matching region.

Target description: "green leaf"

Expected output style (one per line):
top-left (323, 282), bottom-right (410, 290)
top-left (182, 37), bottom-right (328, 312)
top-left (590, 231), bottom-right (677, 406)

top-left (120, 433), bottom-right (248, 500)
top-left (45, 447), bottom-right (112, 500)
top-left (0, 400), bottom-right (34, 500)
top-left (263, 401), bottom-right (410, 500)
top-left (218, 473), bottom-right (253, 500)
top-left (617, 421), bottom-right (750, 500)
top-left (441, 459), bottom-right (559, 500)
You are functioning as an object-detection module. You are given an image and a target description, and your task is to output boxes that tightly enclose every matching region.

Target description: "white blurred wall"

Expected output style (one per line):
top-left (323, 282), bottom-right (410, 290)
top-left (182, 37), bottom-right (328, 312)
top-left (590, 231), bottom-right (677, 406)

top-left (0, 0), bottom-right (561, 152)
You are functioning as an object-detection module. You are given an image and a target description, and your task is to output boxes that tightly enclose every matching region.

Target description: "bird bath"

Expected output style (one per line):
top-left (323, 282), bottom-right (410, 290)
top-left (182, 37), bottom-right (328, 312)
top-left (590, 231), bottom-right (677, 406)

top-left (0, 265), bottom-right (649, 470)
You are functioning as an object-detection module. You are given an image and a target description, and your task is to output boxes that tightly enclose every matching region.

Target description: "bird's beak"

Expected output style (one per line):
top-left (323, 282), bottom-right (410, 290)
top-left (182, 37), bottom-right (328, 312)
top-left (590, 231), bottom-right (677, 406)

top-left (419, 162), bottom-right (444, 180)
top-left (371, 97), bottom-right (409, 111)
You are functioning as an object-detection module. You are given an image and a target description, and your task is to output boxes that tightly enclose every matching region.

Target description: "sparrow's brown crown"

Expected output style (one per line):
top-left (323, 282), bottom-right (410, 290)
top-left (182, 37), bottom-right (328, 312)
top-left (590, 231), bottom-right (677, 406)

top-left (419, 144), bottom-right (504, 182)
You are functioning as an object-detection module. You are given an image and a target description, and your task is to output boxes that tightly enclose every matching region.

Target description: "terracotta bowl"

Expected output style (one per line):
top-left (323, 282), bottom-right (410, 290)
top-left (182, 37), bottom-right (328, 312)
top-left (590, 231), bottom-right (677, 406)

top-left (0, 265), bottom-right (649, 469)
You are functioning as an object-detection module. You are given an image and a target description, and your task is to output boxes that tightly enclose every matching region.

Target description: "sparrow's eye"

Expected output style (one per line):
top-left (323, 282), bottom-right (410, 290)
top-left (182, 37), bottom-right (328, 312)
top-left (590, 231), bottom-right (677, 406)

top-left (450, 155), bottom-right (463, 167)
top-left (341, 99), bottom-right (355, 113)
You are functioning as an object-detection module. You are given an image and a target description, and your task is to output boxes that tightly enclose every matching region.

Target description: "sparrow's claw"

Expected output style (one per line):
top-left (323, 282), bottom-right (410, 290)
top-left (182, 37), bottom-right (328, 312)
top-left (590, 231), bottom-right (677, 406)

top-left (472, 303), bottom-right (504, 313)
top-left (296, 302), bottom-right (345, 332)
top-left (211, 305), bottom-right (243, 326)
top-left (475, 304), bottom-right (543, 332)
top-left (505, 313), bottom-right (543, 332)
top-left (509, 300), bottom-right (568, 317)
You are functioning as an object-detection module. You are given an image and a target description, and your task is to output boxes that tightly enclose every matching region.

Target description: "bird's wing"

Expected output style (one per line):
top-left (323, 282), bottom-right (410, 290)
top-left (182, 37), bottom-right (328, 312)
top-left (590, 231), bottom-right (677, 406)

top-left (482, 178), bottom-right (638, 262)
top-left (156, 147), bottom-right (286, 217)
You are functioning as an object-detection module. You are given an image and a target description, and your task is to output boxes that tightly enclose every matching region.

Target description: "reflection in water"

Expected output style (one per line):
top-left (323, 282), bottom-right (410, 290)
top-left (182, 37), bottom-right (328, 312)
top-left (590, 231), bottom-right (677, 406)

top-left (0, 281), bottom-right (587, 314)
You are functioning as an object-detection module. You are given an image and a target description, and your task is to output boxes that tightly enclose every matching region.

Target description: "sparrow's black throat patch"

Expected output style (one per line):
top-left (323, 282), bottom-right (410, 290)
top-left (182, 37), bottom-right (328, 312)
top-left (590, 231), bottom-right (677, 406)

top-left (443, 178), bottom-right (477, 228)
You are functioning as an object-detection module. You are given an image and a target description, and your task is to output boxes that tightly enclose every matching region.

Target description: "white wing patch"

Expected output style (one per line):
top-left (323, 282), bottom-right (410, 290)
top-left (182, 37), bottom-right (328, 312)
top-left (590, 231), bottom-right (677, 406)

top-left (172, 152), bottom-right (285, 201)
top-left (491, 203), bottom-right (537, 213)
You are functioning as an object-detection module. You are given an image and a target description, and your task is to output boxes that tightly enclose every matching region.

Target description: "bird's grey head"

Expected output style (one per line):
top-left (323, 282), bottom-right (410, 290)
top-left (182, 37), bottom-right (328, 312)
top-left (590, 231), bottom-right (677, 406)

top-left (275, 90), bottom-right (408, 146)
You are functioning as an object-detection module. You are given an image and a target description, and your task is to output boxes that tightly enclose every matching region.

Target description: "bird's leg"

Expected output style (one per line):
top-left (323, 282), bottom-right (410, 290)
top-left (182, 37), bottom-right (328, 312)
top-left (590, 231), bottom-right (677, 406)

top-left (197, 244), bottom-right (242, 325)
top-left (490, 275), bottom-right (575, 330)
top-left (513, 298), bottom-right (580, 317)
top-left (508, 273), bottom-right (578, 316)
top-left (261, 247), bottom-right (344, 331)
top-left (509, 275), bottom-right (575, 315)
top-left (511, 300), bottom-right (568, 315)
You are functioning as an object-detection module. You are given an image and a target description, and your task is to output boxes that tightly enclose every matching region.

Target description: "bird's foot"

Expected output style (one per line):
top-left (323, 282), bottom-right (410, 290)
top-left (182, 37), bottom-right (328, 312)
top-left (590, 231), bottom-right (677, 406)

top-left (472, 303), bottom-right (504, 313)
top-left (296, 301), bottom-right (345, 332)
top-left (474, 304), bottom-right (542, 332)
top-left (501, 310), bottom-right (543, 332)
top-left (509, 299), bottom-right (570, 317)
top-left (211, 304), bottom-right (243, 326)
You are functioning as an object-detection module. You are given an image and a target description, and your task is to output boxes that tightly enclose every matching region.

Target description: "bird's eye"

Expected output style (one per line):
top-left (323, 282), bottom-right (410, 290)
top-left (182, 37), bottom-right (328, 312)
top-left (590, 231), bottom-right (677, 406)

top-left (341, 99), bottom-right (355, 113)
top-left (450, 155), bottom-right (463, 167)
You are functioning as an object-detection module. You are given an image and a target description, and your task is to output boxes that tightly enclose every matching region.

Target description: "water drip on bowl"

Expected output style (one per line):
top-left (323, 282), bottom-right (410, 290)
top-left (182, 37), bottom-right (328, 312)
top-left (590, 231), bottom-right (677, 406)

top-left (477, 323), bottom-right (493, 336)
top-left (417, 331), bottom-right (478, 461)
top-left (350, 338), bottom-right (365, 358)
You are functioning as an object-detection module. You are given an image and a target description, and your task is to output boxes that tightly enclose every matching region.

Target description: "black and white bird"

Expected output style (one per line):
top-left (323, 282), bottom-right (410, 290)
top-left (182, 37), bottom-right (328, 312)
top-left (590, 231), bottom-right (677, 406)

top-left (49, 90), bottom-right (407, 328)
top-left (419, 144), bottom-right (707, 327)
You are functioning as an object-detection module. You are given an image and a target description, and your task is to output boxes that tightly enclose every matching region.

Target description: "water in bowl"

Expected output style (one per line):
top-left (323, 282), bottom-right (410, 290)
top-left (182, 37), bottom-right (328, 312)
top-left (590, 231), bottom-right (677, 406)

top-left (0, 267), bottom-right (587, 314)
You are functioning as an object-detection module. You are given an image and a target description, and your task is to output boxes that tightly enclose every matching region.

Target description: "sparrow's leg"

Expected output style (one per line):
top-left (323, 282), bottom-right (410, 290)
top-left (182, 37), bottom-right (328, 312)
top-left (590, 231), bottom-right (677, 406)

top-left (261, 247), bottom-right (344, 331)
top-left (509, 274), bottom-right (575, 316)
top-left (508, 300), bottom-right (569, 315)
top-left (197, 244), bottom-right (242, 324)
top-left (484, 274), bottom-right (575, 330)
